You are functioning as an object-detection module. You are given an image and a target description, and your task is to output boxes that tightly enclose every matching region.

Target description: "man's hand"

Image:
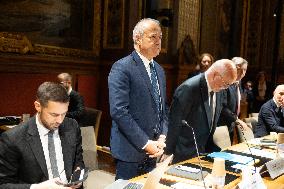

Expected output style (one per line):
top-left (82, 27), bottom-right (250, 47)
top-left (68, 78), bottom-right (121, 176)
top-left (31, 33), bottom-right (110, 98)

top-left (69, 183), bottom-right (82, 189)
top-left (31, 178), bottom-right (72, 189)
top-left (144, 140), bottom-right (164, 158)
top-left (157, 135), bottom-right (166, 149)
top-left (158, 154), bottom-right (172, 163)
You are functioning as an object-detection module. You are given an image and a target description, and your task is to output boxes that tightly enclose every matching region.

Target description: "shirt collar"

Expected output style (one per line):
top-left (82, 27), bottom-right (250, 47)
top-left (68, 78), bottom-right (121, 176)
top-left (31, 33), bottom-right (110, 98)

top-left (136, 51), bottom-right (154, 68)
top-left (273, 98), bottom-right (281, 108)
top-left (36, 113), bottom-right (59, 136)
top-left (68, 87), bottom-right (72, 95)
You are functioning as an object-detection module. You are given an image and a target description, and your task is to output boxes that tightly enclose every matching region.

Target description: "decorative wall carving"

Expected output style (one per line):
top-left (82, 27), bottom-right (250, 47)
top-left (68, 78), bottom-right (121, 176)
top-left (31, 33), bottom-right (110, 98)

top-left (0, 32), bottom-right (33, 54)
top-left (176, 0), bottom-right (201, 51)
top-left (34, 44), bottom-right (95, 58)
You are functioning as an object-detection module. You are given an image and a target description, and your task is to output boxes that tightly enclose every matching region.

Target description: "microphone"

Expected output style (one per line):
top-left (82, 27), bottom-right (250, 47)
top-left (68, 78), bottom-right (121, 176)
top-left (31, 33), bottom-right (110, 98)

top-left (235, 121), bottom-right (257, 173)
top-left (182, 120), bottom-right (206, 189)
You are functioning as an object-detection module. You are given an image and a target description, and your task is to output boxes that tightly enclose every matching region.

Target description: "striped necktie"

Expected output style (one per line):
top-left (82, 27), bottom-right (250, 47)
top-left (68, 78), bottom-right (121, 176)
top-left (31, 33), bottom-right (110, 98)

top-left (149, 62), bottom-right (162, 136)
top-left (48, 130), bottom-right (60, 178)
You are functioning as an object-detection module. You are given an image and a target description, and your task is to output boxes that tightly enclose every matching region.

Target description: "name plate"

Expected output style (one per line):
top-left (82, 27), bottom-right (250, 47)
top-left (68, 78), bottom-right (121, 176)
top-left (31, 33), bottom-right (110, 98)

top-left (238, 172), bottom-right (266, 189)
top-left (265, 158), bottom-right (284, 179)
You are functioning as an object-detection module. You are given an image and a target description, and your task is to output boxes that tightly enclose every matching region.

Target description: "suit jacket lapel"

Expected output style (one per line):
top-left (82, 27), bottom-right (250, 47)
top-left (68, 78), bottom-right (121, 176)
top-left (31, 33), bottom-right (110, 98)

top-left (200, 74), bottom-right (211, 128)
top-left (131, 51), bottom-right (157, 110)
top-left (26, 117), bottom-right (48, 179)
top-left (59, 123), bottom-right (73, 180)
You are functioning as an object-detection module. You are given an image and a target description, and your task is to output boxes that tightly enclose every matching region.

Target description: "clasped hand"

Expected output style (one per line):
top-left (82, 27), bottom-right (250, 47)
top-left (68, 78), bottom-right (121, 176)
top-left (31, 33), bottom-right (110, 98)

top-left (32, 178), bottom-right (82, 189)
top-left (145, 138), bottom-right (166, 158)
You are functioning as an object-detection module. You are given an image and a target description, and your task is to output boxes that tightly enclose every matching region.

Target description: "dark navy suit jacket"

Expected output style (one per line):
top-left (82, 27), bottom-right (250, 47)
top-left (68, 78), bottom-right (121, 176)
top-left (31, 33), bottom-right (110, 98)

top-left (66, 90), bottom-right (85, 123)
top-left (254, 99), bottom-right (284, 137)
top-left (108, 51), bottom-right (168, 162)
top-left (218, 84), bottom-right (239, 131)
top-left (164, 74), bottom-right (222, 163)
top-left (0, 116), bottom-right (84, 189)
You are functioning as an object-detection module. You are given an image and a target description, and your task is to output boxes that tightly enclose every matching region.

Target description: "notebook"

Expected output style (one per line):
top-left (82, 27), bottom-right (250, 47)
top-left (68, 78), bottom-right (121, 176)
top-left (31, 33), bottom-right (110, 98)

top-left (123, 155), bottom-right (173, 189)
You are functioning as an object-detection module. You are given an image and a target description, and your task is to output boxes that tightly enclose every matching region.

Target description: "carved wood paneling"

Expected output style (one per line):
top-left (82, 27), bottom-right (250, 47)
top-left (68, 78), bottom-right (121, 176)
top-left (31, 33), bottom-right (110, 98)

top-left (103, 0), bottom-right (125, 49)
top-left (245, 0), bottom-right (263, 66)
top-left (175, 0), bottom-right (201, 52)
top-left (280, 1), bottom-right (284, 62)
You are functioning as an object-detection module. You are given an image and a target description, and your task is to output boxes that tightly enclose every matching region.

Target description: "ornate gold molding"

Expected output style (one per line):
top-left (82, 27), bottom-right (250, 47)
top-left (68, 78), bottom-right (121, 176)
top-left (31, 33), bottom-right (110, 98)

top-left (0, 32), bottom-right (97, 58)
top-left (0, 32), bottom-right (33, 54)
top-left (34, 44), bottom-right (95, 58)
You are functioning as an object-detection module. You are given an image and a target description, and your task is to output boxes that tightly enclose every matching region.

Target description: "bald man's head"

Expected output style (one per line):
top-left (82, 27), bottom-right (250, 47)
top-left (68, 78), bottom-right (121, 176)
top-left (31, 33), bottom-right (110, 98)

top-left (274, 85), bottom-right (284, 107)
top-left (206, 59), bottom-right (237, 92)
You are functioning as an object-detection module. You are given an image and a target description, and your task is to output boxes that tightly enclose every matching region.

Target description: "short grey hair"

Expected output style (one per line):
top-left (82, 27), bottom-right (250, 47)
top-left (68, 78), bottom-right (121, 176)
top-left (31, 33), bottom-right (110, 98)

top-left (57, 73), bottom-right (72, 82)
top-left (132, 18), bottom-right (160, 44)
top-left (231, 57), bottom-right (248, 66)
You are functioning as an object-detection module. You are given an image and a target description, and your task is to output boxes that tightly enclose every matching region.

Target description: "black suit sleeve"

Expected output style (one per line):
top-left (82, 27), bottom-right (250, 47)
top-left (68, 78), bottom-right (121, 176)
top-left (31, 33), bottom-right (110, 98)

top-left (261, 107), bottom-right (284, 133)
top-left (0, 132), bottom-right (31, 189)
top-left (219, 88), bottom-right (238, 126)
top-left (164, 85), bottom-right (193, 155)
top-left (67, 92), bottom-right (85, 121)
top-left (73, 123), bottom-right (85, 170)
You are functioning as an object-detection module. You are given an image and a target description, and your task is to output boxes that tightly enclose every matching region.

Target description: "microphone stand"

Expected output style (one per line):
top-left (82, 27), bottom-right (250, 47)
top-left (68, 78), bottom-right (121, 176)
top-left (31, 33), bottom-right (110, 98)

top-left (182, 120), bottom-right (207, 189)
top-left (235, 121), bottom-right (257, 173)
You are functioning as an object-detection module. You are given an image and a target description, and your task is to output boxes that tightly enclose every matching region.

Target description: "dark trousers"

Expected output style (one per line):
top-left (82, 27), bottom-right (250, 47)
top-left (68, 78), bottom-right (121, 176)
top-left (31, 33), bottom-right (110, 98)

top-left (115, 157), bottom-right (156, 180)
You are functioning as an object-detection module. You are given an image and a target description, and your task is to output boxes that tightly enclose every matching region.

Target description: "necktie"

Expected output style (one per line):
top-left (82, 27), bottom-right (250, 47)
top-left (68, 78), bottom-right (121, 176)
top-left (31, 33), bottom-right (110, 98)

top-left (236, 83), bottom-right (241, 116)
top-left (48, 130), bottom-right (60, 178)
top-left (210, 91), bottom-right (215, 128)
top-left (149, 62), bottom-right (161, 136)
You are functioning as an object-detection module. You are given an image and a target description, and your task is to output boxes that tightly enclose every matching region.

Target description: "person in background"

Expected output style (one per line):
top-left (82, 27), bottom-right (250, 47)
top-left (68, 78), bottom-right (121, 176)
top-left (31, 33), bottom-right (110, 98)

top-left (253, 71), bottom-right (273, 112)
top-left (188, 53), bottom-right (214, 78)
top-left (108, 18), bottom-right (168, 180)
top-left (243, 81), bottom-right (254, 114)
top-left (0, 82), bottom-right (84, 189)
top-left (162, 59), bottom-right (237, 163)
top-left (218, 57), bottom-right (248, 143)
top-left (254, 85), bottom-right (284, 137)
top-left (57, 73), bottom-right (85, 123)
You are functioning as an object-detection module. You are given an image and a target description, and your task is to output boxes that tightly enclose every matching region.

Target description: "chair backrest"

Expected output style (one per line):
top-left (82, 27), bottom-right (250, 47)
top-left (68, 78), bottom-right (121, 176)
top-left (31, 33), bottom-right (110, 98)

top-left (236, 122), bottom-right (254, 142)
top-left (80, 126), bottom-right (98, 171)
top-left (79, 107), bottom-right (102, 144)
top-left (213, 126), bottom-right (231, 149)
top-left (249, 113), bottom-right (259, 119)
top-left (243, 117), bottom-right (258, 130)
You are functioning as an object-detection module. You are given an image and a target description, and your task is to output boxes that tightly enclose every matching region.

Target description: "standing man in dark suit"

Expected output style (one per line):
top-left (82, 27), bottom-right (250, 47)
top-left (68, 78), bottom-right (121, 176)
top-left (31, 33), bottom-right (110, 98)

top-left (254, 85), bottom-right (284, 137)
top-left (162, 59), bottom-right (237, 163)
top-left (57, 73), bottom-right (85, 123)
top-left (108, 18), bottom-right (168, 180)
top-left (0, 82), bottom-right (84, 189)
top-left (218, 57), bottom-right (248, 143)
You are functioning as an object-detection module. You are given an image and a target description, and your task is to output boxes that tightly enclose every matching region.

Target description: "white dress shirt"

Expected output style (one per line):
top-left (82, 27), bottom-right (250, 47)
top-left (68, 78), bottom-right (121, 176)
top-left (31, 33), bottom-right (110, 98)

top-left (205, 74), bottom-right (216, 128)
top-left (36, 114), bottom-right (67, 183)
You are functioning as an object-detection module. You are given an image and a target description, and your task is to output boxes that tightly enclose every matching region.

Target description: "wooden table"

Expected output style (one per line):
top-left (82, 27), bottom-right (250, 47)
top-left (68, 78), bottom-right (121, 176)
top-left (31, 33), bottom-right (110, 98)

top-left (131, 139), bottom-right (284, 188)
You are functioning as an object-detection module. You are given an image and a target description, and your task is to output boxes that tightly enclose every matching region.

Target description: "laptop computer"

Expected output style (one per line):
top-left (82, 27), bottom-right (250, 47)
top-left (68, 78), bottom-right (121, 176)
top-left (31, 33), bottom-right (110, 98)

top-left (123, 155), bottom-right (173, 189)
